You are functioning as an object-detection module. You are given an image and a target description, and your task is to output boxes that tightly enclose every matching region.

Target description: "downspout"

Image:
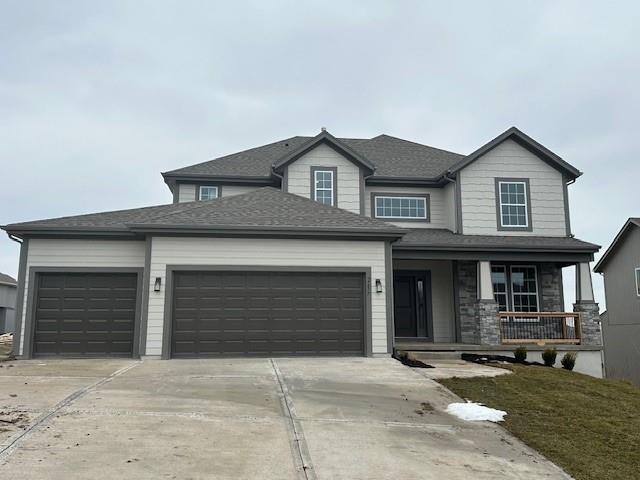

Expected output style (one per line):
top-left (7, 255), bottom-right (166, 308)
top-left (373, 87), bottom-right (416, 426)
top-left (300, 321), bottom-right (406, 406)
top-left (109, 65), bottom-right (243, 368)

top-left (7, 233), bottom-right (23, 245)
top-left (271, 165), bottom-right (284, 190)
top-left (443, 171), bottom-right (461, 234)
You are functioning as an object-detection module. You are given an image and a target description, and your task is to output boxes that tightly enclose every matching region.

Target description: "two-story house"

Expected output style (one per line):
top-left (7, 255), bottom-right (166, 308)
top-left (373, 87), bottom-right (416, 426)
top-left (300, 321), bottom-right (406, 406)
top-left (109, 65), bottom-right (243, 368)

top-left (594, 218), bottom-right (640, 383)
top-left (2, 127), bottom-right (603, 375)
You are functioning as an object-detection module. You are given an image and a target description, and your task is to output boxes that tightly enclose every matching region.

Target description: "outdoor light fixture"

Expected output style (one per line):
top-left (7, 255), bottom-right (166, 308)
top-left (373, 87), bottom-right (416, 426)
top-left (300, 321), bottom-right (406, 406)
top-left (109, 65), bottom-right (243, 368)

top-left (154, 277), bottom-right (162, 292)
top-left (375, 279), bottom-right (383, 293)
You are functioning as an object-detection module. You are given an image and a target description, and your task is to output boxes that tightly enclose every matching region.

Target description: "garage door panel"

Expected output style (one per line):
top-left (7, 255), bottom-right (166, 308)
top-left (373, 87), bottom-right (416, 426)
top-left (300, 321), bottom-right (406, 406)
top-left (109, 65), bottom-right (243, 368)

top-left (33, 273), bottom-right (137, 357)
top-left (171, 271), bottom-right (365, 357)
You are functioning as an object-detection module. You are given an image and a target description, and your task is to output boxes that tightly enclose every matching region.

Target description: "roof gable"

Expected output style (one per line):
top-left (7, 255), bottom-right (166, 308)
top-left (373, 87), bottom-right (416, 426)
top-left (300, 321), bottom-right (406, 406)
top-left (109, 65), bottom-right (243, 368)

top-left (272, 130), bottom-right (376, 173)
top-left (448, 127), bottom-right (582, 180)
top-left (593, 218), bottom-right (640, 272)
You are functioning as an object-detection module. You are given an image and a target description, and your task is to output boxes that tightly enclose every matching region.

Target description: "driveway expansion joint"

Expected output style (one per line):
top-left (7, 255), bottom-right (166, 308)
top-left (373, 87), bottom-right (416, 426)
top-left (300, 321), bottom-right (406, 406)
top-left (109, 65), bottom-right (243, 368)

top-left (0, 361), bottom-right (140, 462)
top-left (270, 358), bottom-right (316, 480)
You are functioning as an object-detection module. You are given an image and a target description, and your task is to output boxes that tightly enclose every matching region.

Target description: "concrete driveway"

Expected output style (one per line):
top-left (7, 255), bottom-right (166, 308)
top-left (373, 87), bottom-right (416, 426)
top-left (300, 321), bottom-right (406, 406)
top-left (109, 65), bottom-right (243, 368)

top-left (0, 357), bottom-right (568, 479)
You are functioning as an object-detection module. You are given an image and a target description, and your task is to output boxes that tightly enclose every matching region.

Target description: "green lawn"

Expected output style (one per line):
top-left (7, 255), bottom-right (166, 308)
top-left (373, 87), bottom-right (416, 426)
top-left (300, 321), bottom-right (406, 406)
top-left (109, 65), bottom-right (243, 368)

top-left (439, 365), bottom-right (640, 480)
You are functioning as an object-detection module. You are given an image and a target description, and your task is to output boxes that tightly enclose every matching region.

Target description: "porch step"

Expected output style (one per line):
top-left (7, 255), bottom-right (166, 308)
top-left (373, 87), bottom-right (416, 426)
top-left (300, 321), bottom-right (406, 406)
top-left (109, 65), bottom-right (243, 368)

top-left (402, 351), bottom-right (463, 362)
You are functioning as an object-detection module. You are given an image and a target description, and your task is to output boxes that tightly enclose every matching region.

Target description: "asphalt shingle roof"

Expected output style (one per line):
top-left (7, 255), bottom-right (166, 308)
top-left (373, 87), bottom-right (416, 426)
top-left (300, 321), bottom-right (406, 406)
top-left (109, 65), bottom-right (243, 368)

top-left (395, 229), bottom-right (600, 252)
top-left (163, 134), bottom-right (464, 179)
top-left (0, 273), bottom-right (17, 285)
top-left (4, 188), bottom-right (405, 236)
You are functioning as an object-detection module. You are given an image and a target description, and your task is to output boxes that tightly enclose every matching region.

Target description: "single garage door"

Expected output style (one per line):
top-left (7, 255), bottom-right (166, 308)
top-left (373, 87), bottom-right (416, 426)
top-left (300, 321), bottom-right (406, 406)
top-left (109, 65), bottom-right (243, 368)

top-left (171, 271), bottom-right (365, 357)
top-left (33, 272), bottom-right (138, 357)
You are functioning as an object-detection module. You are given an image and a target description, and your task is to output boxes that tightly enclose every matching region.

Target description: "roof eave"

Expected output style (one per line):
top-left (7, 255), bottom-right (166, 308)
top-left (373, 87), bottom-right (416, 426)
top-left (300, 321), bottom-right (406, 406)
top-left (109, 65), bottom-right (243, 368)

top-left (2, 225), bottom-right (138, 239)
top-left (127, 223), bottom-right (408, 240)
top-left (594, 219), bottom-right (639, 272)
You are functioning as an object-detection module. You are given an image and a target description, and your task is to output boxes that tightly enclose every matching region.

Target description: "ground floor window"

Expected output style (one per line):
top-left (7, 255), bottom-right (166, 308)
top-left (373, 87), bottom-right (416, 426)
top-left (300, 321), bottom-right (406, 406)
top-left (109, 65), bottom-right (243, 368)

top-left (490, 264), bottom-right (539, 312)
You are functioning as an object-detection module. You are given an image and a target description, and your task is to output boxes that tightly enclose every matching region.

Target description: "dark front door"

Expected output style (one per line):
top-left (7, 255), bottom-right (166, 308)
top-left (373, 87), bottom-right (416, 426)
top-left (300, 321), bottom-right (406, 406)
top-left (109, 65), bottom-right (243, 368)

top-left (171, 271), bottom-right (365, 357)
top-left (393, 271), bottom-right (432, 339)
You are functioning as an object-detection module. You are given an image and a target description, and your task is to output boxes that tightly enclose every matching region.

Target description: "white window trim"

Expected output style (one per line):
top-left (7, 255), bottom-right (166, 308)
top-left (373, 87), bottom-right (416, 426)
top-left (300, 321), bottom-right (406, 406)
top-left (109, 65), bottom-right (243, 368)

top-left (314, 170), bottom-right (334, 206)
top-left (635, 267), bottom-right (640, 297)
top-left (498, 181), bottom-right (529, 228)
top-left (374, 196), bottom-right (428, 220)
top-left (199, 185), bottom-right (219, 201)
top-left (509, 265), bottom-right (539, 316)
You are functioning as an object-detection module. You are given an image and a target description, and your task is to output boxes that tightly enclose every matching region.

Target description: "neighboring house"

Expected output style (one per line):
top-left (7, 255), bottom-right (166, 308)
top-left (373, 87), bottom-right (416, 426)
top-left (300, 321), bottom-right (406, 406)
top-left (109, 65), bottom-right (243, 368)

top-left (0, 272), bottom-right (17, 334)
top-left (1, 127), bottom-right (603, 375)
top-left (594, 218), bottom-right (640, 384)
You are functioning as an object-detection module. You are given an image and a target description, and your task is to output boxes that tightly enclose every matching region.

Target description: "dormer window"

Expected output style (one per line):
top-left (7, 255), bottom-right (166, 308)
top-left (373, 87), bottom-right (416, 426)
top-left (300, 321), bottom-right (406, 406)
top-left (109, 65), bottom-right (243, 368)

top-left (198, 186), bottom-right (219, 201)
top-left (311, 167), bottom-right (337, 206)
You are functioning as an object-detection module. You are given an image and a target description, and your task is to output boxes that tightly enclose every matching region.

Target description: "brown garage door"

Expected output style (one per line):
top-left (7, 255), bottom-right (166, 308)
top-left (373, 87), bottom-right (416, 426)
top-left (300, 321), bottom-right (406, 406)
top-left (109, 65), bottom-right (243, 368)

top-left (171, 271), bottom-right (365, 357)
top-left (33, 272), bottom-right (138, 357)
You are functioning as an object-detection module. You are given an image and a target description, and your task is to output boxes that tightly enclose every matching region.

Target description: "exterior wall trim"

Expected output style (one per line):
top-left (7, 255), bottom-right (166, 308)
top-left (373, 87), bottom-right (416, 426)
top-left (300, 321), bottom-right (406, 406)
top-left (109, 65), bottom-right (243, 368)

top-left (160, 265), bottom-right (374, 359)
top-left (369, 192), bottom-right (431, 224)
top-left (494, 177), bottom-right (534, 232)
top-left (21, 266), bottom-right (144, 359)
top-left (138, 237), bottom-right (153, 355)
top-left (392, 249), bottom-right (593, 264)
top-left (11, 239), bottom-right (29, 357)
top-left (562, 176), bottom-right (572, 236)
top-left (309, 166), bottom-right (338, 207)
top-left (384, 241), bottom-right (395, 353)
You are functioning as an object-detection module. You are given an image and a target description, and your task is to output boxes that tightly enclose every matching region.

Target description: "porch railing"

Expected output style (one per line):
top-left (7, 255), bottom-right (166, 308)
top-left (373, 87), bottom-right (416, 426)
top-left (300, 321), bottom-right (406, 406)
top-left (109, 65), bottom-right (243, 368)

top-left (498, 312), bottom-right (581, 344)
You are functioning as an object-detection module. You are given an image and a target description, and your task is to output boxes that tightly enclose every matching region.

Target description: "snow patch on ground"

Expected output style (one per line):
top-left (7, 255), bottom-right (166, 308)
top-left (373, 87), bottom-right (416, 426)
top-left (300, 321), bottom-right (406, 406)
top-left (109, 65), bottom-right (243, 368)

top-left (446, 401), bottom-right (506, 422)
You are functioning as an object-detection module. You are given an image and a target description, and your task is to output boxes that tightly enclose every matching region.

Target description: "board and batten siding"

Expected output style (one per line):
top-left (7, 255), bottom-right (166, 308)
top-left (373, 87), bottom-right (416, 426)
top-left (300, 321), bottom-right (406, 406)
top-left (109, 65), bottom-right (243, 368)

top-left (459, 139), bottom-right (568, 236)
top-left (286, 143), bottom-right (362, 214)
top-left (393, 259), bottom-right (456, 342)
top-left (146, 237), bottom-right (388, 356)
top-left (17, 239), bottom-right (146, 355)
top-left (364, 186), bottom-right (453, 230)
top-left (177, 184), bottom-right (261, 202)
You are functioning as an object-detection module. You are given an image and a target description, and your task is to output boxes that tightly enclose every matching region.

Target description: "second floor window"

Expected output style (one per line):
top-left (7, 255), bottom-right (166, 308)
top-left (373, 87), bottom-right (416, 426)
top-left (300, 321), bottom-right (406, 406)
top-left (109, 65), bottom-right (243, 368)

top-left (497, 180), bottom-right (529, 228)
top-left (374, 196), bottom-right (428, 220)
top-left (635, 267), bottom-right (640, 296)
top-left (314, 170), bottom-right (335, 206)
top-left (199, 186), bottom-right (218, 201)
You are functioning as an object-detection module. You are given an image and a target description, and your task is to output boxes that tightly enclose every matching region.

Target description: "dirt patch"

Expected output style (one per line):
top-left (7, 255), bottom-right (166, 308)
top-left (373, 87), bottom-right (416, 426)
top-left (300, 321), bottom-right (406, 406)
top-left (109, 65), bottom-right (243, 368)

top-left (0, 409), bottom-right (31, 434)
top-left (0, 333), bottom-right (13, 361)
top-left (414, 401), bottom-right (434, 416)
top-left (393, 351), bottom-right (434, 369)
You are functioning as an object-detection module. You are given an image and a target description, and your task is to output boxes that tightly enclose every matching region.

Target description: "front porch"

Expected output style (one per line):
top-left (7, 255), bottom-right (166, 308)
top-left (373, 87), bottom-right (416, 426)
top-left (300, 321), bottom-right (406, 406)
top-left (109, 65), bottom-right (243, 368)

top-left (390, 258), bottom-right (601, 349)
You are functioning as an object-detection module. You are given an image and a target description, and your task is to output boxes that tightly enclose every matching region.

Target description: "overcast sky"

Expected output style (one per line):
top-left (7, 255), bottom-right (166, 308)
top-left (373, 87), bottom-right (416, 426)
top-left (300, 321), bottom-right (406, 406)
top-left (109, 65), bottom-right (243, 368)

top-left (1, 0), bottom-right (638, 309)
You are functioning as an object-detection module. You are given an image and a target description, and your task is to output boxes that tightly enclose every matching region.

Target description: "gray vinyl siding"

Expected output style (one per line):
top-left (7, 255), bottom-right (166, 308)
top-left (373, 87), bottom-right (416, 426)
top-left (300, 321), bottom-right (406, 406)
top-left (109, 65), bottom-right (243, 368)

top-left (146, 237), bottom-right (388, 356)
top-left (285, 143), bottom-right (361, 214)
top-left (17, 239), bottom-right (146, 356)
top-left (177, 184), bottom-right (260, 203)
top-left (393, 259), bottom-right (456, 342)
top-left (365, 186), bottom-right (451, 230)
top-left (600, 226), bottom-right (640, 384)
top-left (177, 184), bottom-right (196, 202)
top-left (459, 139), bottom-right (568, 236)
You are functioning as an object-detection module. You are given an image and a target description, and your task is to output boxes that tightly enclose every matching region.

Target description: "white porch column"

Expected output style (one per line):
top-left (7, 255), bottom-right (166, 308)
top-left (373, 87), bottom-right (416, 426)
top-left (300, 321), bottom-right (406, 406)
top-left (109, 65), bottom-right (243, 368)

top-left (477, 260), bottom-right (494, 300)
top-left (575, 262), bottom-right (595, 302)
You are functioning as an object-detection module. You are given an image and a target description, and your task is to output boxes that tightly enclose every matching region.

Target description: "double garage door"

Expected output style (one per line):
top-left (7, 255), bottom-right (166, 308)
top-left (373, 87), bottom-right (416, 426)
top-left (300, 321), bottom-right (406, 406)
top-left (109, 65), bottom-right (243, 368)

top-left (171, 271), bottom-right (365, 357)
top-left (32, 270), bottom-right (365, 357)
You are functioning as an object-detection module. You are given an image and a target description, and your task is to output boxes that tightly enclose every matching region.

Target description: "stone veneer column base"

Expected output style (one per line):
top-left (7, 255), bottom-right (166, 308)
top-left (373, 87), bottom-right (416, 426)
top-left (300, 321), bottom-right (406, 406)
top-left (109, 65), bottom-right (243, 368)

top-left (573, 302), bottom-right (602, 346)
top-left (477, 300), bottom-right (500, 346)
